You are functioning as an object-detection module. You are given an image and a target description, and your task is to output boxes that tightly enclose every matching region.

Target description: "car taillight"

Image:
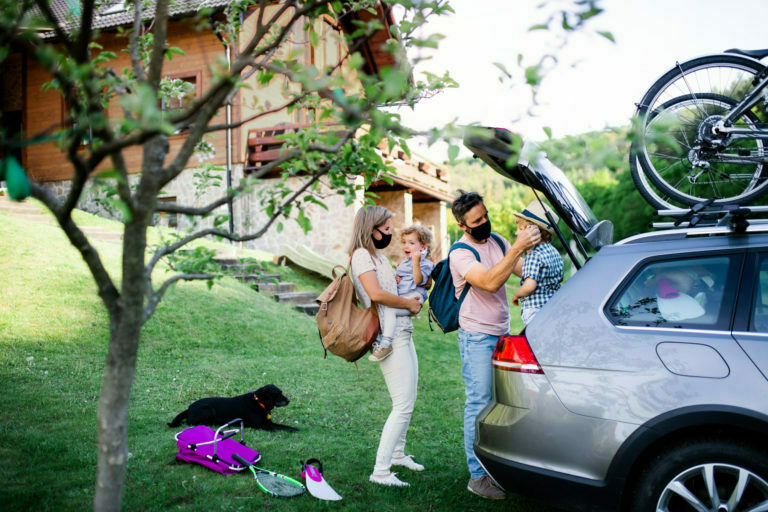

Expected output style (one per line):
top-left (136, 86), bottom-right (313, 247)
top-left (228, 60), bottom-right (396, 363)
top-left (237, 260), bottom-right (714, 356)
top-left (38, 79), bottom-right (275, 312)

top-left (492, 334), bottom-right (543, 374)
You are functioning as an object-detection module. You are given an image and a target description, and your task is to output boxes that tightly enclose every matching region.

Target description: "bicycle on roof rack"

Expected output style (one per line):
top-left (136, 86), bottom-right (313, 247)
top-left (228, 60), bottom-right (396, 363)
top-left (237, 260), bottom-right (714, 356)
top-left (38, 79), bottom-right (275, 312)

top-left (630, 48), bottom-right (768, 210)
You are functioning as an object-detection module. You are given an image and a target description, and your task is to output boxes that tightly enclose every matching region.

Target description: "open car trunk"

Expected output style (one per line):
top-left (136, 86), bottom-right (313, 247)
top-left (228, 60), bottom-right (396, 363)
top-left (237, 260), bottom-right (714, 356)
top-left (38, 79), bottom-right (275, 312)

top-left (463, 126), bottom-right (613, 252)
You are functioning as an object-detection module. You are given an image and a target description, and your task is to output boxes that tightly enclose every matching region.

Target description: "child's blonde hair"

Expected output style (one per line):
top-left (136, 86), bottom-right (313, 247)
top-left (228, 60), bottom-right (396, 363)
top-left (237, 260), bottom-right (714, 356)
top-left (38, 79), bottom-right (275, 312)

top-left (517, 218), bottom-right (553, 243)
top-left (400, 224), bottom-right (434, 259)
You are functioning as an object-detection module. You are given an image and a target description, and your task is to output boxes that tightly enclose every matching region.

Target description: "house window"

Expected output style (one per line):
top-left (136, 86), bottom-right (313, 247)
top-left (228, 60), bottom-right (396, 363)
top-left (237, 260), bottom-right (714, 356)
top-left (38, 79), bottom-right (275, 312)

top-left (154, 196), bottom-right (178, 228)
top-left (61, 96), bottom-right (95, 145)
top-left (160, 72), bottom-right (200, 127)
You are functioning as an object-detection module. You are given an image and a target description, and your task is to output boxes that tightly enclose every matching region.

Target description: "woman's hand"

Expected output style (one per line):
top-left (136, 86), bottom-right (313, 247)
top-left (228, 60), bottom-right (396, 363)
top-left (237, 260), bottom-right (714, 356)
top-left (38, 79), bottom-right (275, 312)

top-left (407, 298), bottom-right (422, 315)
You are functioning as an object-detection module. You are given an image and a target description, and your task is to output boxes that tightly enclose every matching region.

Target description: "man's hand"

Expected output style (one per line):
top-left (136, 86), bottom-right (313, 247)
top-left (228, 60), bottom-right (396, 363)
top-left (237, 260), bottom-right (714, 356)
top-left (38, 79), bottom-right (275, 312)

top-left (513, 224), bottom-right (541, 252)
top-left (512, 295), bottom-right (520, 306)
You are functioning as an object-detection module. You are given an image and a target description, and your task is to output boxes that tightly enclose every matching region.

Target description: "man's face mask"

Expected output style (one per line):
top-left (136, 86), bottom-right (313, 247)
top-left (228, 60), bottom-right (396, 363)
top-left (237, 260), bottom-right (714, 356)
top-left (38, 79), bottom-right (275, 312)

top-left (467, 219), bottom-right (492, 241)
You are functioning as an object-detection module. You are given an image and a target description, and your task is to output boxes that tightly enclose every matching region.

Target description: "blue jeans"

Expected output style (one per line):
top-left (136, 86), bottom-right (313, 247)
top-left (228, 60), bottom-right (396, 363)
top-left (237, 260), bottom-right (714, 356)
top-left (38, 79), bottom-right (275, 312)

top-left (457, 328), bottom-right (504, 479)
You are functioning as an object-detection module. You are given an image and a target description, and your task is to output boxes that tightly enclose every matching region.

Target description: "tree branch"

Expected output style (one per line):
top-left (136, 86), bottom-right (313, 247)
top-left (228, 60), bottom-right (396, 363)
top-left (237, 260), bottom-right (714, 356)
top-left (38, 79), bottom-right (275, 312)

top-left (143, 273), bottom-right (215, 324)
top-left (147, 162), bottom-right (328, 278)
top-left (146, 0), bottom-right (169, 89)
top-left (75, 0), bottom-right (95, 63)
top-left (30, 182), bottom-right (121, 322)
top-left (129, 0), bottom-right (146, 82)
top-left (204, 93), bottom-right (309, 133)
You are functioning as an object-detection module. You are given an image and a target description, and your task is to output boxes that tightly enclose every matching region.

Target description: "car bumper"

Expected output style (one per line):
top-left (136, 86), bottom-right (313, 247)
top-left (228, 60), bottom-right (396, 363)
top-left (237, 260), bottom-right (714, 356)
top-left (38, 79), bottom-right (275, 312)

top-left (475, 446), bottom-right (622, 512)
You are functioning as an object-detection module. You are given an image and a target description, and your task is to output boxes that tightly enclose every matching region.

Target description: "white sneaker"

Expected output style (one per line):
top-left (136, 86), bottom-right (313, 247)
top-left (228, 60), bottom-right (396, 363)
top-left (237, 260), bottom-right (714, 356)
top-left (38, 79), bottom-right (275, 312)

top-left (369, 472), bottom-right (409, 487)
top-left (391, 455), bottom-right (424, 472)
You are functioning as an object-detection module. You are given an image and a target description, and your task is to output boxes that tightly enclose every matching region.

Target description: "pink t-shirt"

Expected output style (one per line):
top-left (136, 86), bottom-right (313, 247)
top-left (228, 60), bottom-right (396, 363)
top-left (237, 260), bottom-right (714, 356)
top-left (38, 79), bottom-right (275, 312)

top-left (449, 233), bottom-right (512, 336)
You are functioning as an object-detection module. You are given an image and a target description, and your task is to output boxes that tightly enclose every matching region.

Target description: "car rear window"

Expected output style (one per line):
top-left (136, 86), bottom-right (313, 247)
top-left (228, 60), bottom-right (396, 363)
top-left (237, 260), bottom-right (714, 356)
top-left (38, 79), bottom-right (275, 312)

top-left (606, 254), bottom-right (741, 330)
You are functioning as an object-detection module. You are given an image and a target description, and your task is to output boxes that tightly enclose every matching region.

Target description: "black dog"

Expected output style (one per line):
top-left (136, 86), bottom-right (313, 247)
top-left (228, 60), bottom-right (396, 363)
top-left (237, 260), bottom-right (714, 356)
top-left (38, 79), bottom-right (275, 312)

top-left (168, 384), bottom-right (298, 432)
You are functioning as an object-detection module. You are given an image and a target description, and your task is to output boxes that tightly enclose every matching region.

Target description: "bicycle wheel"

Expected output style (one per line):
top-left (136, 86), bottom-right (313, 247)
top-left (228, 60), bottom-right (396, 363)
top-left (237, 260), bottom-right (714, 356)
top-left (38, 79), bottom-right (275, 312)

top-left (631, 54), bottom-right (768, 206)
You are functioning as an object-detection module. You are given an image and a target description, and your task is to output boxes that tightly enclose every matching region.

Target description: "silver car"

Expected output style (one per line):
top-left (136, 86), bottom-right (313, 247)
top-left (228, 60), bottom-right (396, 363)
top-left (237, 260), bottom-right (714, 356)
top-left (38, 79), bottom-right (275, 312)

top-left (463, 128), bottom-right (768, 512)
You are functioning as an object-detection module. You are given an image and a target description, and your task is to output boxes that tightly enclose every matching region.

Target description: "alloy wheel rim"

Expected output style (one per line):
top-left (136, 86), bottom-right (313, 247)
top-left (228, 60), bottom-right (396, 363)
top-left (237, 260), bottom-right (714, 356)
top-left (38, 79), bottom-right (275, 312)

top-left (658, 462), bottom-right (768, 511)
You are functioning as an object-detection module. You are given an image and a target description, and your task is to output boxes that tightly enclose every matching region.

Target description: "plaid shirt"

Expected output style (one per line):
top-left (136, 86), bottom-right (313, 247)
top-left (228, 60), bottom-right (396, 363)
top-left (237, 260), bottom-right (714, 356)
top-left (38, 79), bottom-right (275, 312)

top-left (519, 242), bottom-right (564, 311)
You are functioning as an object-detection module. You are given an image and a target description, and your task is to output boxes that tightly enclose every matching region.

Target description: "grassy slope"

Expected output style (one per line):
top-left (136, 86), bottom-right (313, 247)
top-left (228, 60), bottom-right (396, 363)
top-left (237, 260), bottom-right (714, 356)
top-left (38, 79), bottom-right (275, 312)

top-left (0, 209), bottom-right (557, 512)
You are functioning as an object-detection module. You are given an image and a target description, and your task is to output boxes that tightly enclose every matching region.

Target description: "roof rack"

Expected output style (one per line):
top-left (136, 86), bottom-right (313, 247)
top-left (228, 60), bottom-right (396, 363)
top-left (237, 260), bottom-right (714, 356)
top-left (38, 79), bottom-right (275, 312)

top-left (651, 199), bottom-right (768, 233)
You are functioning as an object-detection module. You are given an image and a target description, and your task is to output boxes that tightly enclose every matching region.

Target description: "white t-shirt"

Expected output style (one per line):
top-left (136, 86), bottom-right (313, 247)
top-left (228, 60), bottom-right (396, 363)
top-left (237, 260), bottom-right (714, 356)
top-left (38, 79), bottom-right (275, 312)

top-left (350, 248), bottom-right (413, 334)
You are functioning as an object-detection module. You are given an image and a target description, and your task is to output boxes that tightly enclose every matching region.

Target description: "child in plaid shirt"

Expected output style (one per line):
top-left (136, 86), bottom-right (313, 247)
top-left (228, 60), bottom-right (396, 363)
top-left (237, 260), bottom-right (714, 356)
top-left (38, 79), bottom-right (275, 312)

top-left (511, 201), bottom-right (564, 325)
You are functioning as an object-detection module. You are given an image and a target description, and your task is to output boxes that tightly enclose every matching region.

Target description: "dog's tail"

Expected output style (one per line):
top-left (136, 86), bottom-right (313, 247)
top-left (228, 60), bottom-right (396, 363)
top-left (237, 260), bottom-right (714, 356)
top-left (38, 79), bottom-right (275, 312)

top-left (168, 409), bottom-right (188, 427)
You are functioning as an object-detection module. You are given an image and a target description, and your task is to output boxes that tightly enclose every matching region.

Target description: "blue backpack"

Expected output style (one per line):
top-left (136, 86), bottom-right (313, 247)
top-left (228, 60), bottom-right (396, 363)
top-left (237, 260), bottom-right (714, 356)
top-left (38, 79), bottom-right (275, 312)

top-left (428, 234), bottom-right (506, 333)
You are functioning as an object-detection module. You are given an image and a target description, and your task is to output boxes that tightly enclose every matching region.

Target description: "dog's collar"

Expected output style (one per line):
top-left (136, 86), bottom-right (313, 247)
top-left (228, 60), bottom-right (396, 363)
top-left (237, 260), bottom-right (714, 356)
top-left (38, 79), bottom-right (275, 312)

top-left (253, 394), bottom-right (271, 419)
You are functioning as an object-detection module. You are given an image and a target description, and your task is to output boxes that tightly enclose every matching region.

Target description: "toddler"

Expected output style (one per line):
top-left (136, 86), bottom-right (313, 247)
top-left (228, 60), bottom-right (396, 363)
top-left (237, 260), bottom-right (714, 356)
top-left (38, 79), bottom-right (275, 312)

top-left (369, 225), bottom-right (436, 362)
top-left (510, 201), bottom-right (564, 325)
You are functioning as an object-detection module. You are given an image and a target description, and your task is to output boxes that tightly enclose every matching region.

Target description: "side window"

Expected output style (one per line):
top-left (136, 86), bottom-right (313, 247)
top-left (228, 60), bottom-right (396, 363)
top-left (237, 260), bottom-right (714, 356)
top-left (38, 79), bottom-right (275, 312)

top-left (749, 256), bottom-right (768, 333)
top-left (607, 255), bottom-right (738, 330)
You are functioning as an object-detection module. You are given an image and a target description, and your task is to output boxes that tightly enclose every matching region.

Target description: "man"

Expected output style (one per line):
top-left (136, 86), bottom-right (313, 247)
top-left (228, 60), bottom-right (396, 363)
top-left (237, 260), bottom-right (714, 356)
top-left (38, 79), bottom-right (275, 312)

top-left (449, 190), bottom-right (540, 499)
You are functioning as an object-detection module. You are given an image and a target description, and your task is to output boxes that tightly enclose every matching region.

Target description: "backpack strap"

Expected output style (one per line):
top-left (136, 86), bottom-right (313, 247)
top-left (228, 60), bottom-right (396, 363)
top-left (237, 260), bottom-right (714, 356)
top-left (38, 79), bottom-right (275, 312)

top-left (445, 242), bottom-right (481, 324)
top-left (490, 233), bottom-right (507, 255)
top-left (444, 236), bottom-right (506, 327)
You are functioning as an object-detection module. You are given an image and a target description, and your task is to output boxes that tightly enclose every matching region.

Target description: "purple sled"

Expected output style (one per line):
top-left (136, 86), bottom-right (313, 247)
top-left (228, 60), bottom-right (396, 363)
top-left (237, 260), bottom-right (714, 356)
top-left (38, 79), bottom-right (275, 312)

top-left (174, 418), bottom-right (260, 475)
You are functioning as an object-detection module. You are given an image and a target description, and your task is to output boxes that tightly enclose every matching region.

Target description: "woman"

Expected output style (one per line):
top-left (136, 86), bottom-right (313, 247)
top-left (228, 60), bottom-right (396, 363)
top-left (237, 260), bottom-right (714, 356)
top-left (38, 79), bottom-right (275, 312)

top-left (348, 205), bottom-right (424, 487)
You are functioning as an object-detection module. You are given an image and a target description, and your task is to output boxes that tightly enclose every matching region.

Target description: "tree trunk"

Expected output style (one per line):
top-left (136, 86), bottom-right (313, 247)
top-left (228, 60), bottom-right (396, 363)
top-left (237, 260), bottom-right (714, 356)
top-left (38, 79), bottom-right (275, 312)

top-left (93, 325), bottom-right (140, 512)
top-left (94, 220), bottom-right (149, 511)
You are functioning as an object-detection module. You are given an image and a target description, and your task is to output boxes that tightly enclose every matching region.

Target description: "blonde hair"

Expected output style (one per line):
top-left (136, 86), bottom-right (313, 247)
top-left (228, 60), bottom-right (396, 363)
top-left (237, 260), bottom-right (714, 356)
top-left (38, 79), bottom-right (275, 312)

top-left (400, 224), bottom-right (434, 259)
top-left (516, 218), bottom-right (552, 243)
top-left (348, 205), bottom-right (392, 256)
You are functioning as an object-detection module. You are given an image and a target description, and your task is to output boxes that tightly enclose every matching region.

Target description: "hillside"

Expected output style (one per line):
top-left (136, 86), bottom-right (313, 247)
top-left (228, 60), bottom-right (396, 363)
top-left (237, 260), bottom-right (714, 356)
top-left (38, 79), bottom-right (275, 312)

top-left (0, 207), bottom-right (550, 512)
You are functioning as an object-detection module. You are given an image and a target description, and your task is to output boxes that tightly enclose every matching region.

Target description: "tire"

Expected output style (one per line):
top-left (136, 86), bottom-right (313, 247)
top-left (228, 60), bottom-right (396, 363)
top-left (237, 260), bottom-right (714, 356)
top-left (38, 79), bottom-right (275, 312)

top-left (631, 54), bottom-right (768, 206)
top-left (629, 154), bottom-right (681, 210)
top-left (630, 438), bottom-right (768, 512)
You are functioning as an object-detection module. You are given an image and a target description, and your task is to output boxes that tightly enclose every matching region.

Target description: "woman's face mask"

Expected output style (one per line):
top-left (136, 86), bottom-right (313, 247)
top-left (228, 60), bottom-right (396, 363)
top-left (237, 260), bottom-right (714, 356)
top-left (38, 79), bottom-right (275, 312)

top-left (372, 227), bottom-right (392, 249)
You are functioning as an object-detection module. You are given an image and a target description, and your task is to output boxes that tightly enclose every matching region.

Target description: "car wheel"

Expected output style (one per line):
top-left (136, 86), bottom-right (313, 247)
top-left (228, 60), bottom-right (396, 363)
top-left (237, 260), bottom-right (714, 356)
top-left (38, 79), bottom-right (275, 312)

top-left (630, 438), bottom-right (768, 512)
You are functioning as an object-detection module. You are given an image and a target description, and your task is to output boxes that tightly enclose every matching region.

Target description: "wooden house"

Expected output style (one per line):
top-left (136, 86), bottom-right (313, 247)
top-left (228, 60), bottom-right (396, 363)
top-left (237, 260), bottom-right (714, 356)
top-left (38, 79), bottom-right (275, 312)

top-left (0, 0), bottom-right (452, 265)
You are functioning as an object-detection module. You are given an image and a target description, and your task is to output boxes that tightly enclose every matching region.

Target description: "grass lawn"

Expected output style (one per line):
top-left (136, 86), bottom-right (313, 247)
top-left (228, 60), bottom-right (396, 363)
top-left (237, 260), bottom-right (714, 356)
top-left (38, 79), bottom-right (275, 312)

top-left (0, 208), bottom-right (562, 512)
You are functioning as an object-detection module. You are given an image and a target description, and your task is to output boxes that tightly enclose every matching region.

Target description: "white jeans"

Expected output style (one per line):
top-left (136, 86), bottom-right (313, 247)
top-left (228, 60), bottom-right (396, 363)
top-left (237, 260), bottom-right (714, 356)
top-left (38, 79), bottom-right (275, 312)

top-left (372, 328), bottom-right (419, 475)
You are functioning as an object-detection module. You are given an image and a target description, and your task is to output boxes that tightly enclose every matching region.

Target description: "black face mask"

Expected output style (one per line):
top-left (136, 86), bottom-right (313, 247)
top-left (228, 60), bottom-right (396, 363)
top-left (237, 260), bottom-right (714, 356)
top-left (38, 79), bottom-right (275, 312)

top-left (372, 227), bottom-right (392, 249)
top-left (467, 219), bottom-right (492, 241)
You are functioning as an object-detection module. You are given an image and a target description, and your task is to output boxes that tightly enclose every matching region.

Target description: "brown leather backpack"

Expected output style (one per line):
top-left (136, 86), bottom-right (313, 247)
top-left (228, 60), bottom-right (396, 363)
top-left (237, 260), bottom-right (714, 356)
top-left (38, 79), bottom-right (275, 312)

top-left (316, 265), bottom-right (379, 362)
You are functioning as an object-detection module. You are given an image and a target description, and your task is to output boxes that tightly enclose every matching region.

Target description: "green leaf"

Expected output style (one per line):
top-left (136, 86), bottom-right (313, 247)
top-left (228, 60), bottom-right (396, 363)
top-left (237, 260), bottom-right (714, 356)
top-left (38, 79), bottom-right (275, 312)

top-left (579, 6), bottom-right (604, 21)
top-left (2, 156), bottom-right (31, 201)
top-left (543, 126), bottom-right (553, 139)
top-left (597, 31), bottom-right (615, 43)
top-left (528, 23), bottom-right (549, 31)
top-left (447, 144), bottom-right (459, 163)
top-left (165, 46), bottom-right (186, 61)
top-left (308, 27), bottom-right (319, 48)
top-left (492, 62), bottom-right (512, 79)
top-left (525, 65), bottom-right (542, 86)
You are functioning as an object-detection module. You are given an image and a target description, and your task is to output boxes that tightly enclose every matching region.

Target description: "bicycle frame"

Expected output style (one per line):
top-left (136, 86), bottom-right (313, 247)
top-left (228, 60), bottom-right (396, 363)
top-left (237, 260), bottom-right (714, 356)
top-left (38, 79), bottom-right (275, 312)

top-left (713, 68), bottom-right (768, 139)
